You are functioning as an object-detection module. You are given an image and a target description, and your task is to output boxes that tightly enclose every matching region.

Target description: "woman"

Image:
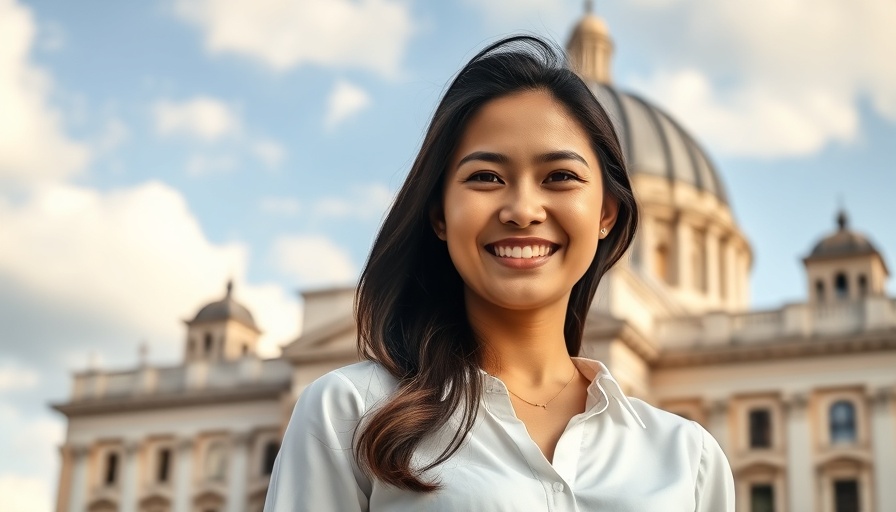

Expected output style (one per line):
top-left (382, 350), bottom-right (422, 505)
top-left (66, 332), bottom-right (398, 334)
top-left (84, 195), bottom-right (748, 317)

top-left (264, 36), bottom-right (735, 511)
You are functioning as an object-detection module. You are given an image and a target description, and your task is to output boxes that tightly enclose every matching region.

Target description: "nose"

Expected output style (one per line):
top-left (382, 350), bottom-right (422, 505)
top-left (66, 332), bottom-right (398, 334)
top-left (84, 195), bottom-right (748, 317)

top-left (498, 182), bottom-right (547, 228)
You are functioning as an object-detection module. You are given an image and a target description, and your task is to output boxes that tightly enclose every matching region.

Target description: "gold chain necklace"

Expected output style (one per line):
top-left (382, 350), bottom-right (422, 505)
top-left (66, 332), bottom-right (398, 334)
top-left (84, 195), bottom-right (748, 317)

top-left (505, 367), bottom-right (577, 409)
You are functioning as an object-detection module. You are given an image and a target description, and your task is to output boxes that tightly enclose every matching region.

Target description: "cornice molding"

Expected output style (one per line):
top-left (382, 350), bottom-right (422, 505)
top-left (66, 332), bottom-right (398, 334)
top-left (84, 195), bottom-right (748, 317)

top-left (583, 315), bottom-right (660, 362)
top-left (657, 329), bottom-right (896, 368)
top-left (51, 383), bottom-right (288, 418)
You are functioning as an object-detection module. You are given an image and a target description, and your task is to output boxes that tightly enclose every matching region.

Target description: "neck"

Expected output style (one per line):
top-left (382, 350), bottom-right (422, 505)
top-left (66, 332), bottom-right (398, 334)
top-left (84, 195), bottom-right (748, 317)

top-left (465, 288), bottom-right (575, 386)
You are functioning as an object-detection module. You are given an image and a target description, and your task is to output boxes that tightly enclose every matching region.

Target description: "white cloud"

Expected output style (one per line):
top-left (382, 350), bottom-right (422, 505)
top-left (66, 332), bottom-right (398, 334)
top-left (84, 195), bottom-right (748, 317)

top-left (0, 403), bottom-right (63, 512)
top-left (272, 235), bottom-right (356, 288)
top-left (620, 0), bottom-right (896, 158)
top-left (0, 0), bottom-right (90, 187)
top-left (172, 0), bottom-right (415, 77)
top-left (154, 97), bottom-right (242, 142)
top-left (251, 138), bottom-right (286, 169)
top-left (324, 80), bottom-right (371, 131)
top-left (0, 362), bottom-right (39, 391)
top-left (632, 69), bottom-right (858, 158)
top-left (0, 181), bottom-right (299, 360)
top-left (0, 474), bottom-right (52, 512)
top-left (185, 153), bottom-right (238, 175)
top-left (462, 0), bottom-right (574, 26)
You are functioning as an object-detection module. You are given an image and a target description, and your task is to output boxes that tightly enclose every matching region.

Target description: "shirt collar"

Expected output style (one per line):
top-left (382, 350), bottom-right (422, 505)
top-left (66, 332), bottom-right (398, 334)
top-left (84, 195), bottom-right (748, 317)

top-left (571, 357), bottom-right (646, 429)
top-left (478, 357), bottom-right (646, 429)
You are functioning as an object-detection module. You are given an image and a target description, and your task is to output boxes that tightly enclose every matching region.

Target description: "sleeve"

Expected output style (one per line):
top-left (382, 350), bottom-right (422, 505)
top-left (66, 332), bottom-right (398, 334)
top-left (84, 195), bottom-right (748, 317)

top-left (263, 371), bottom-right (372, 512)
top-left (692, 421), bottom-right (736, 512)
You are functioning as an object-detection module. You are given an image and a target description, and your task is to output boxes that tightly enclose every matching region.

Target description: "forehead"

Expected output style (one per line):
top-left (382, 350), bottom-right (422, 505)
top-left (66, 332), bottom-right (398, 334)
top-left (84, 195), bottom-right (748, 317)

top-left (453, 89), bottom-right (595, 160)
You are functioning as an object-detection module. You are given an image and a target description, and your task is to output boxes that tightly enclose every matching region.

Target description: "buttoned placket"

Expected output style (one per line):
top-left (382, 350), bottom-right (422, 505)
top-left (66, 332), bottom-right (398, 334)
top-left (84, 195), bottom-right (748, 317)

top-left (481, 373), bottom-right (615, 512)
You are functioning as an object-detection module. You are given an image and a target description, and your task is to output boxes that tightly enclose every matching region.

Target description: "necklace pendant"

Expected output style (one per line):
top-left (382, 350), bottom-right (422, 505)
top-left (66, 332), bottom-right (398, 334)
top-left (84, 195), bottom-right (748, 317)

top-left (539, 404), bottom-right (547, 409)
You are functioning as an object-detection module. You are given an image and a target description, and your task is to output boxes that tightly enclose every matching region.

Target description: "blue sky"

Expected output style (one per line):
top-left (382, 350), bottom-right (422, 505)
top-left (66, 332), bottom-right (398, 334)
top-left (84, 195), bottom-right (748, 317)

top-left (1, 0), bottom-right (894, 509)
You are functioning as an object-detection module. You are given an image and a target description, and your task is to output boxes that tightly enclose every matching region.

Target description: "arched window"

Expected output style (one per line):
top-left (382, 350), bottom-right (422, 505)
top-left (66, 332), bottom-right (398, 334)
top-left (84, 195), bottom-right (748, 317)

top-left (262, 441), bottom-right (279, 476)
top-left (834, 272), bottom-right (849, 299)
top-left (829, 400), bottom-right (856, 444)
top-left (104, 452), bottom-right (118, 485)
top-left (816, 280), bottom-right (825, 303)
top-left (204, 441), bottom-right (227, 481)
top-left (857, 275), bottom-right (868, 297)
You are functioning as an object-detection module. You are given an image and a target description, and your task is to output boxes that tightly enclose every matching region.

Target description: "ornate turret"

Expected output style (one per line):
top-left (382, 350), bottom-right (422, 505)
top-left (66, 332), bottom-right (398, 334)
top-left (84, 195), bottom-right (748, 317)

top-left (804, 209), bottom-right (889, 302)
top-left (183, 280), bottom-right (262, 362)
top-left (566, 0), bottom-right (614, 84)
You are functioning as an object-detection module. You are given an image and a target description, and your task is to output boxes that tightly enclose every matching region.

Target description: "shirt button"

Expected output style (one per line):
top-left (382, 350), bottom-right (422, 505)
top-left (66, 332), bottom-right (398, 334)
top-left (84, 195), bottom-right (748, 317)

top-left (552, 482), bottom-right (564, 493)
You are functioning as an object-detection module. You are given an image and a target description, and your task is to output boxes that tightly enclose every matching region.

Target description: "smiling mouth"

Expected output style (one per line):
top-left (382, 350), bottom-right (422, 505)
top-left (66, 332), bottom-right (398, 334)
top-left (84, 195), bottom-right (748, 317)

top-left (485, 243), bottom-right (560, 259)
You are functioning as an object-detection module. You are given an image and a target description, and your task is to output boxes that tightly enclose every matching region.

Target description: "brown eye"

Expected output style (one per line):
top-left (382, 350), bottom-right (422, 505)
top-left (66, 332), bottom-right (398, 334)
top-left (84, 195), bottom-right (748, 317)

top-left (468, 172), bottom-right (503, 184)
top-left (545, 171), bottom-right (581, 182)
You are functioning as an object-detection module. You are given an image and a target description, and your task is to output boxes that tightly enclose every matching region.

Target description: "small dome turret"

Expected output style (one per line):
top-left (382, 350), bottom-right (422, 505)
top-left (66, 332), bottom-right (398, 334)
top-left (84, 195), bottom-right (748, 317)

top-left (188, 280), bottom-right (259, 332)
top-left (184, 280), bottom-right (262, 363)
top-left (808, 210), bottom-right (881, 261)
top-left (803, 209), bottom-right (889, 303)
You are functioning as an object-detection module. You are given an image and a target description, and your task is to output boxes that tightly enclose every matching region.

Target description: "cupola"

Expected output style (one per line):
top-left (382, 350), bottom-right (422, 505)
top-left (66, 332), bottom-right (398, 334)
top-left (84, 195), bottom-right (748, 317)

top-left (803, 210), bottom-right (889, 303)
top-left (183, 280), bottom-right (262, 362)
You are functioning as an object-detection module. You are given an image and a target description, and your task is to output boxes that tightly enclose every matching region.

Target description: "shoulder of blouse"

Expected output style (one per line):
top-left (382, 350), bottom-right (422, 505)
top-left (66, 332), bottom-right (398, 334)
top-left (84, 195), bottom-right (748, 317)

top-left (625, 397), bottom-right (735, 510)
top-left (316, 360), bottom-right (400, 412)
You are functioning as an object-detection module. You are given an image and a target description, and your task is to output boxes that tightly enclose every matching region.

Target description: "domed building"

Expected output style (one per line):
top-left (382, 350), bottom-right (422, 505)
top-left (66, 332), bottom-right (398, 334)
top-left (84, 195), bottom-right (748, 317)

top-left (50, 7), bottom-right (896, 512)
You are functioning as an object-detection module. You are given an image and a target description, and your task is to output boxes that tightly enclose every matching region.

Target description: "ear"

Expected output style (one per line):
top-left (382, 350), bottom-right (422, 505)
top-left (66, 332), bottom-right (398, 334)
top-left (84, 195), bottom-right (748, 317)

top-left (599, 194), bottom-right (620, 239)
top-left (429, 204), bottom-right (447, 241)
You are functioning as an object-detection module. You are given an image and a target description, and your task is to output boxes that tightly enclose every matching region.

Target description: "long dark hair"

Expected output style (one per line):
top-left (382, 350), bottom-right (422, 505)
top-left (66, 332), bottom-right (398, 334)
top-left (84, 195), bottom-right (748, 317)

top-left (354, 35), bottom-right (638, 491)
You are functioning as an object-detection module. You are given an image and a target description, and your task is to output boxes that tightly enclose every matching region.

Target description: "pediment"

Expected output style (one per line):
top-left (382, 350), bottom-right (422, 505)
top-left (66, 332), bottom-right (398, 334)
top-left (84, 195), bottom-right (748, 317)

top-left (282, 314), bottom-right (357, 362)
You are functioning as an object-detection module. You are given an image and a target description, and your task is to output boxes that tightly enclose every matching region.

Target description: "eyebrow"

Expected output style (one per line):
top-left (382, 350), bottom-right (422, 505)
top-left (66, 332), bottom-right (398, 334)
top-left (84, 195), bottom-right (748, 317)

top-left (456, 150), bottom-right (589, 169)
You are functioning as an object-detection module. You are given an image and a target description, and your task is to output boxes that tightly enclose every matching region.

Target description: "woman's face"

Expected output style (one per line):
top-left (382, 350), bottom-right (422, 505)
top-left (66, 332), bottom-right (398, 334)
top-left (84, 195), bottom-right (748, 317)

top-left (434, 89), bottom-right (618, 312)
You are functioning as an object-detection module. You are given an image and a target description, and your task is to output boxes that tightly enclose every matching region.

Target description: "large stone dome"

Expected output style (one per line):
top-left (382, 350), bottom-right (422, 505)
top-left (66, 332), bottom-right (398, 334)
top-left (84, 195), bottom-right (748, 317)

top-left (566, 6), bottom-right (752, 314)
top-left (589, 84), bottom-right (729, 205)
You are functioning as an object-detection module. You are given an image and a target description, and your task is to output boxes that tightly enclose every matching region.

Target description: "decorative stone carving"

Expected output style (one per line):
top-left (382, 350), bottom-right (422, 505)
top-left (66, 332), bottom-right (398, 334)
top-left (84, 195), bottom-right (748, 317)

top-left (177, 437), bottom-right (195, 453)
top-left (783, 392), bottom-right (809, 414)
top-left (870, 386), bottom-right (896, 410)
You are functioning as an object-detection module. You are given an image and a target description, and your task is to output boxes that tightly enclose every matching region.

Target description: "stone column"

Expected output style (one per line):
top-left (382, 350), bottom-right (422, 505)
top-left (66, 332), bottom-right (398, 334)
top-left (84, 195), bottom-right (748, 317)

top-left (226, 432), bottom-right (251, 512)
top-left (674, 216), bottom-right (692, 289)
top-left (871, 387), bottom-right (896, 512)
top-left (67, 445), bottom-right (90, 512)
top-left (705, 227), bottom-right (721, 302)
top-left (785, 392), bottom-right (814, 512)
top-left (173, 438), bottom-right (195, 512)
top-left (706, 398), bottom-right (730, 453)
top-left (120, 441), bottom-right (140, 512)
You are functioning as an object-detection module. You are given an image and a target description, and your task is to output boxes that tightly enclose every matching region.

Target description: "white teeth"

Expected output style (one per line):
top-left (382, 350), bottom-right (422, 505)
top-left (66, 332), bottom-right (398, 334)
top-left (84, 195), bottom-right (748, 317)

top-left (491, 245), bottom-right (553, 259)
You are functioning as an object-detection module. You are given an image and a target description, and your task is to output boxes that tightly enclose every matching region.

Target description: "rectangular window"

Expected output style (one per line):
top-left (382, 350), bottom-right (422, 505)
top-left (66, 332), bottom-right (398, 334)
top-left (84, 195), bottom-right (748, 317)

top-left (749, 408), bottom-right (772, 448)
top-left (834, 480), bottom-right (859, 512)
top-left (104, 452), bottom-right (118, 485)
top-left (750, 484), bottom-right (775, 512)
top-left (157, 448), bottom-right (171, 483)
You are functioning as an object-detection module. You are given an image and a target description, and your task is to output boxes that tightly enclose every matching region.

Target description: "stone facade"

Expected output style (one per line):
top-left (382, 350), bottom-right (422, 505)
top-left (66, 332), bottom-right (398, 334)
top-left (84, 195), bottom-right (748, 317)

top-left (50, 9), bottom-right (895, 512)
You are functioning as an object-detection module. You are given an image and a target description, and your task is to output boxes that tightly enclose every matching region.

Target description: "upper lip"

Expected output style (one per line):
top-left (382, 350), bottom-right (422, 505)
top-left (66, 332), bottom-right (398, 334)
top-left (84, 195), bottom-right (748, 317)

top-left (485, 237), bottom-right (560, 249)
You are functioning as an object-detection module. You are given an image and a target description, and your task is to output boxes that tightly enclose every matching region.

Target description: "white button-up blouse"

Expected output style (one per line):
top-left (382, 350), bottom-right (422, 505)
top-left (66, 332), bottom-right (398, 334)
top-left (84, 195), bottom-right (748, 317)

top-left (264, 358), bottom-right (735, 511)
